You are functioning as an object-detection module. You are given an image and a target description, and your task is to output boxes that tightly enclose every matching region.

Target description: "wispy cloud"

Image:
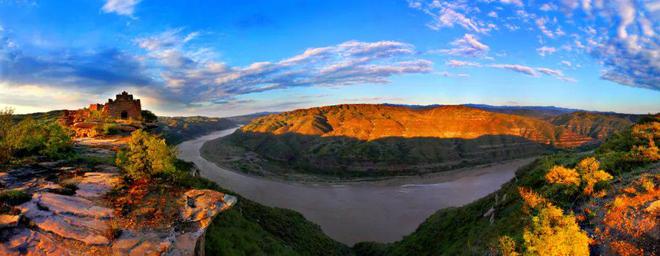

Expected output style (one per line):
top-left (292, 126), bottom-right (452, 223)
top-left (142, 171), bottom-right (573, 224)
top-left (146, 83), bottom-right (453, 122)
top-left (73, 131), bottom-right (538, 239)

top-left (536, 46), bottom-right (556, 56)
top-left (133, 29), bottom-right (433, 104)
top-left (447, 59), bottom-right (576, 82)
top-left (101, 0), bottom-right (141, 17)
top-left (490, 64), bottom-right (538, 76)
top-left (409, 0), bottom-right (659, 90)
top-left (445, 59), bottom-right (481, 67)
top-left (431, 34), bottom-right (489, 57)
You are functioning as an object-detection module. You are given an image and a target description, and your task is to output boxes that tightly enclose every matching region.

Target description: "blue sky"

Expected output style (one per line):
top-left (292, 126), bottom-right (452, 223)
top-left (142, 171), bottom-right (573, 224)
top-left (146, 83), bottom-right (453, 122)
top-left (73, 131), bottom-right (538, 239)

top-left (0, 0), bottom-right (658, 116)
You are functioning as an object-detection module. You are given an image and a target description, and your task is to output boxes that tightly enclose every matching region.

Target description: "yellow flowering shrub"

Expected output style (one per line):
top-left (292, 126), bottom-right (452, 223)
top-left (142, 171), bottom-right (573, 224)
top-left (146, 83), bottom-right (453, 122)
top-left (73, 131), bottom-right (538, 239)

top-left (577, 158), bottom-right (613, 196)
top-left (498, 236), bottom-right (519, 256)
top-left (545, 166), bottom-right (581, 186)
top-left (519, 187), bottom-right (590, 256)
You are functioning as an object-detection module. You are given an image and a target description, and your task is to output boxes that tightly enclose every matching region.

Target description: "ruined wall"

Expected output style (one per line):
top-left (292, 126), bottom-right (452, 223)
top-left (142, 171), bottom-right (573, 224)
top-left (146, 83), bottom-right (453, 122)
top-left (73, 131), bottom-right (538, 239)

top-left (102, 92), bottom-right (142, 120)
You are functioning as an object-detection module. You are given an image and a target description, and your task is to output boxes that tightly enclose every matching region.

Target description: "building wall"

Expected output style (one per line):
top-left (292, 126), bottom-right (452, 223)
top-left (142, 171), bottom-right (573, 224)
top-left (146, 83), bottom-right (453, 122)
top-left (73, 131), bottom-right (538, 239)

top-left (104, 100), bottom-right (141, 120)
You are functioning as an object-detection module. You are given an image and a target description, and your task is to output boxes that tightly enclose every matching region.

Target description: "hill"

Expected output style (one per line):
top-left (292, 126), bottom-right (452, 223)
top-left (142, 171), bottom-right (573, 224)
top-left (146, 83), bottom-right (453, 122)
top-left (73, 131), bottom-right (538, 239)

top-left (154, 116), bottom-right (236, 144)
top-left (203, 104), bottom-right (595, 178)
top-left (550, 111), bottom-right (640, 140)
top-left (354, 115), bottom-right (659, 255)
top-left (463, 104), bottom-right (580, 119)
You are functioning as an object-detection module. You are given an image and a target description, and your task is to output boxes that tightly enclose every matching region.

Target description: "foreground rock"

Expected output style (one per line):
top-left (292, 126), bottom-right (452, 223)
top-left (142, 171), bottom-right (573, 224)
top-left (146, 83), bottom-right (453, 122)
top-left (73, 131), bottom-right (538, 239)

top-left (1, 137), bottom-right (236, 256)
top-left (2, 186), bottom-right (236, 255)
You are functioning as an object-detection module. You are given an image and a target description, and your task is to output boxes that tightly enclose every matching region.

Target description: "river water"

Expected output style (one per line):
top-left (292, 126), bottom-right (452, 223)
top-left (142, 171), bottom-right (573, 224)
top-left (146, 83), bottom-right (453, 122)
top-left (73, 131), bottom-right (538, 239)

top-left (177, 128), bottom-right (534, 245)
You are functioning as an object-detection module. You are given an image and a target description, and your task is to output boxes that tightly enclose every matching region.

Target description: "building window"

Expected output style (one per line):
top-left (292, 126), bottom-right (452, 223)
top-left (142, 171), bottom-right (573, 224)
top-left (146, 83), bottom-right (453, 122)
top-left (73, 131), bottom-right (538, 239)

top-left (121, 111), bottom-right (128, 119)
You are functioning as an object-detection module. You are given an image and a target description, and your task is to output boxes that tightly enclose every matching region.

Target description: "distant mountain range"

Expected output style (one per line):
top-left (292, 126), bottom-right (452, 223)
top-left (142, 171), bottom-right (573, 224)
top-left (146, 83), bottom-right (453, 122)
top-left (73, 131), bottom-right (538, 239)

top-left (204, 104), bottom-right (642, 177)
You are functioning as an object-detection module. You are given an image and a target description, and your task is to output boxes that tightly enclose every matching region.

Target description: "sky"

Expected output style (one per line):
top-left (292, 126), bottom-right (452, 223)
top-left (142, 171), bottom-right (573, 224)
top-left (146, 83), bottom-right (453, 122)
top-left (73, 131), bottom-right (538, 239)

top-left (0, 0), bottom-right (658, 116)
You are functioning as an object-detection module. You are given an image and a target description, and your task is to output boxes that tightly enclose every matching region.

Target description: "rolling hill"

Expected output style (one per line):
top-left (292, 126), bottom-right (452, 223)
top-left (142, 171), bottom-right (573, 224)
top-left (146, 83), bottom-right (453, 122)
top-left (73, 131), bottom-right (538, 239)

top-left (549, 111), bottom-right (639, 140)
top-left (205, 104), bottom-right (598, 178)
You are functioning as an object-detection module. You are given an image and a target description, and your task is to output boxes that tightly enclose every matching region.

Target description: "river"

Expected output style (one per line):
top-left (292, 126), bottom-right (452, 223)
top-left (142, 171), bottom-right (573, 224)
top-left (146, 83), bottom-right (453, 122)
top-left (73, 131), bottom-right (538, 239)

top-left (177, 128), bottom-right (535, 245)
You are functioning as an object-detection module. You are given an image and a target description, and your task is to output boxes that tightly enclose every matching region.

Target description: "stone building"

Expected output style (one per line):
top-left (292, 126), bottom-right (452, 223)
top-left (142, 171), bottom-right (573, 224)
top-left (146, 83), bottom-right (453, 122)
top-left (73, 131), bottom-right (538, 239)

top-left (101, 91), bottom-right (142, 120)
top-left (60, 91), bottom-right (142, 126)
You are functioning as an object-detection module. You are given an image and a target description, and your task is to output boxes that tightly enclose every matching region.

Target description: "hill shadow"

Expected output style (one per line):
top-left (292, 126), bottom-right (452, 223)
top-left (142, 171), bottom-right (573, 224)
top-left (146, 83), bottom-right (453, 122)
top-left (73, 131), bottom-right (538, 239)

top-left (204, 130), bottom-right (558, 178)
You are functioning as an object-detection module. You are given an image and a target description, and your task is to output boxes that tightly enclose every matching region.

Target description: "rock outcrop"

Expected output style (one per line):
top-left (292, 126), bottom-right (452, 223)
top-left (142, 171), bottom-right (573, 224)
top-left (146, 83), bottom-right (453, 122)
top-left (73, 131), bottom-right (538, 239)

top-left (0, 138), bottom-right (236, 256)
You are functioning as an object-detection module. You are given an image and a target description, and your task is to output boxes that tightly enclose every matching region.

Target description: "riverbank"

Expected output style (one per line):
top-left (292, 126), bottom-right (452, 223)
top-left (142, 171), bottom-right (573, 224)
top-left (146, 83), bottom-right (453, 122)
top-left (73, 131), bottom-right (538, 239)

top-left (200, 128), bottom-right (540, 184)
top-left (179, 128), bottom-right (536, 245)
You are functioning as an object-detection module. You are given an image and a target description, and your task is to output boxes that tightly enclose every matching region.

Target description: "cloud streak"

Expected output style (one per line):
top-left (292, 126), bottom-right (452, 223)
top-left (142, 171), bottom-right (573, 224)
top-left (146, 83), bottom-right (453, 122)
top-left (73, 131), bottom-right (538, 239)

top-left (101, 0), bottom-right (141, 17)
top-left (446, 59), bottom-right (576, 82)
top-left (431, 34), bottom-right (489, 57)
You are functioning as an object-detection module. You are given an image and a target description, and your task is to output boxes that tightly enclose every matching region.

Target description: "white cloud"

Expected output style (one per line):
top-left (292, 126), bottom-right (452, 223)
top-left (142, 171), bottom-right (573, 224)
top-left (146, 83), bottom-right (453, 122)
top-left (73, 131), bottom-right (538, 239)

top-left (539, 3), bottom-right (556, 11)
top-left (499, 0), bottom-right (523, 7)
top-left (445, 59), bottom-right (482, 67)
top-left (560, 60), bottom-right (572, 67)
top-left (437, 71), bottom-right (470, 78)
top-left (535, 17), bottom-right (555, 38)
top-left (101, 0), bottom-right (141, 17)
top-left (536, 67), bottom-right (576, 82)
top-left (446, 58), bottom-right (575, 82)
top-left (135, 32), bottom-right (433, 103)
top-left (490, 64), bottom-right (538, 76)
top-left (536, 46), bottom-right (557, 56)
top-left (431, 34), bottom-right (490, 57)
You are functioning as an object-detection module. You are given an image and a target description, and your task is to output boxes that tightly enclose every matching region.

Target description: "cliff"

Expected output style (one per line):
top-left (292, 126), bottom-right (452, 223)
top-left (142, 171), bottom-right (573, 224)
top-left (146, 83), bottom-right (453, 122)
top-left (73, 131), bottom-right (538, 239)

top-left (550, 111), bottom-right (638, 140)
top-left (210, 104), bottom-right (595, 177)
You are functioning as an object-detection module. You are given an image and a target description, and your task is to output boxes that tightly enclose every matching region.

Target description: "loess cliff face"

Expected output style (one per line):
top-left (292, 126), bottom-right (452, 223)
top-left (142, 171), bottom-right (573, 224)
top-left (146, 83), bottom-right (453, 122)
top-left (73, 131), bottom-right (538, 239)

top-left (550, 111), bottom-right (637, 140)
top-left (225, 104), bottom-right (596, 176)
top-left (241, 104), bottom-right (592, 147)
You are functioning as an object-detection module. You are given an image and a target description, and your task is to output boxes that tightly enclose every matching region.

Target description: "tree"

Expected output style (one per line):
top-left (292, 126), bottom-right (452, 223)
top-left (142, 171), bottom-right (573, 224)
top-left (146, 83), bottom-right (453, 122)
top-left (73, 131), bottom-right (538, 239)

top-left (116, 130), bottom-right (177, 180)
top-left (141, 110), bottom-right (158, 123)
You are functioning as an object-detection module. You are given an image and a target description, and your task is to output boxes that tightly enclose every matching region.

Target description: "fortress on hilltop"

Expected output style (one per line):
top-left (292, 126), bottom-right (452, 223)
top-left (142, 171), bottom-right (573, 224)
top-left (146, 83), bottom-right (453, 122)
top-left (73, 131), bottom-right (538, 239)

top-left (97, 91), bottom-right (142, 120)
top-left (60, 91), bottom-right (143, 126)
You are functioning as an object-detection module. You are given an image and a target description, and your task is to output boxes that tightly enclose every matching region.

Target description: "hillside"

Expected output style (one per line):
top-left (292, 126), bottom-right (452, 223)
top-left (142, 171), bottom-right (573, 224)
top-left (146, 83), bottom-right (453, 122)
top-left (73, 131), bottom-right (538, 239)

top-left (154, 116), bottom-right (236, 145)
top-left (550, 111), bottom-right (639, 140)
top-left (463, 104), bottom-right (580, 119)
top-left (204, 104), bottom-right (595, 178)
top-left (354, 115), bottom-right (659, 255)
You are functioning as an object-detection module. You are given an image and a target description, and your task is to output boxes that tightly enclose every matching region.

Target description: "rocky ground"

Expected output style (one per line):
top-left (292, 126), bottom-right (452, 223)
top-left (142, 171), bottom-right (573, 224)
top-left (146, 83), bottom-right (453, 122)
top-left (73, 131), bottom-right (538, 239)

top-left (0, 137), bottom-right (236, 256)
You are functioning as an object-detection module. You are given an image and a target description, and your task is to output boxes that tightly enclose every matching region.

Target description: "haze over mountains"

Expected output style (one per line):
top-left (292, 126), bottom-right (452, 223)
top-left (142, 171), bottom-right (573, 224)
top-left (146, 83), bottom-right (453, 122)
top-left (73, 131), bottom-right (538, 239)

top-left (203, 104), bottom-right (639, 178)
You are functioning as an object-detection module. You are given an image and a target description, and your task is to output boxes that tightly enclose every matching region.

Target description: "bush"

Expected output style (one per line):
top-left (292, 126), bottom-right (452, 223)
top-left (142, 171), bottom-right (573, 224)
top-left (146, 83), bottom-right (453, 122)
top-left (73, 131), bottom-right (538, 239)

top-left (116, 130), bottom-right (178, 181)
top-left (522, 203), bottom-right (590, 256)
top-left (0, 190), bottom-right (31, 205)
top-left (0, 108), bottom-right (73, 162)
top-left (103, 123), bottom-right (122, 135)
top-left (141, 110), bottom-right (158, 123)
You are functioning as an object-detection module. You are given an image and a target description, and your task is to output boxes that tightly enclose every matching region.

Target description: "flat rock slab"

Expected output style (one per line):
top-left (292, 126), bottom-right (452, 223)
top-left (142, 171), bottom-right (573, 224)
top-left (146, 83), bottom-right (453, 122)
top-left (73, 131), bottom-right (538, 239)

top-left (75, 172), bottom-right (122, 198)
top-left (17, 192), bottom-right (114, 246)
top-left (27, 192), bottom-right (113, 218)
top-left (112, 231), bottom-right (174, 256)
top-left (0, 214), bottom-right (20, 229)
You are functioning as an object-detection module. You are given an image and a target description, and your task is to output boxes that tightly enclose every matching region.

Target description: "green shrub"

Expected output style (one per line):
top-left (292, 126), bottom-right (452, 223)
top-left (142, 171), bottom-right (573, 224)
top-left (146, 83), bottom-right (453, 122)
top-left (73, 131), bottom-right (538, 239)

top-left (116, 130), bottom-right (178, 181)
top-left (0, 190), bottom-right (31, 205)
top-left (0, 108), bottom-right (73, 162)
top-left (103, 123), bottom-right (122, 135)
top-left (141, 110), bottom-right (158, 123)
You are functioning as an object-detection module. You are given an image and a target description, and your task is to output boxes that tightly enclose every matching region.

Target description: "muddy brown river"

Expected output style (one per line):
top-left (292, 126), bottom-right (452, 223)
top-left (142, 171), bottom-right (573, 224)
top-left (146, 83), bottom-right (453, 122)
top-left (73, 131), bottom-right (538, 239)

top-left (177, 128), bottom-right (535, 245)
